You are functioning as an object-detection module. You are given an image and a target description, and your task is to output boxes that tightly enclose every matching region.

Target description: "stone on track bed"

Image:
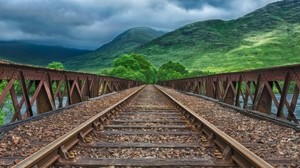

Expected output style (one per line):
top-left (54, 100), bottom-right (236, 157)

top-left (158, 86), bottom-right (300, 167)
top-left (0, 86), bottom-right (141, 165)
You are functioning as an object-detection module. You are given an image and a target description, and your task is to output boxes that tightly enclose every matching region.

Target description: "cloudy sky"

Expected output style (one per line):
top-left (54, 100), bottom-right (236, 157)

top-left (0, 0), bottom-right (280, 50)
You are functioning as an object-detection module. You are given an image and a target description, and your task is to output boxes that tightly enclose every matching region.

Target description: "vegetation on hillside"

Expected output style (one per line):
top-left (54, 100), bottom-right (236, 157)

top-left (2, 0), bottom-right (300, 75)
top-left (133, 0), bottom-right (300, 73)
top-left (48, 61), bottom-right (64, 70)
top-left (1, 1), bottom-right (299, 77)
top-left (108, 54), bottom-right (157, 83)
top-left (65, 27), bottom-right (165, 72)
top-left (104, 54), bottom-right (214, 83)
top-left (157, 61), bottom-right (188, 81)
top-left (64, 0), bottom-right (300, 74)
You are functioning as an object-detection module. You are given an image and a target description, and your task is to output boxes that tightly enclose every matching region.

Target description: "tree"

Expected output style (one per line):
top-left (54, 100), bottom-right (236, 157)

top-left (48, 61), bottom-right (64, 70)
top-left (157, 61), bottom-right (188, 81)
top-left (109, 54), bottom-right (157, 83)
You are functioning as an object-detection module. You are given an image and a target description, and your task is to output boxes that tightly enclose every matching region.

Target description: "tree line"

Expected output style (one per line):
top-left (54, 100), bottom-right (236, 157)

top-left (0, 55), bottom-right (211, 125)
top-left (101, 53), bottom-right (213, 83)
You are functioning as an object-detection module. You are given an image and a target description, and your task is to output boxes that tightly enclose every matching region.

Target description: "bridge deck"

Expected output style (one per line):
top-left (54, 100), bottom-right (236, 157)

top-left (0, 85), bottom-right (299, 167)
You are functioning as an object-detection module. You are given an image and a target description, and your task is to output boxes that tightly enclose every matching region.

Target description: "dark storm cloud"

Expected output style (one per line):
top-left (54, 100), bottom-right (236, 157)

top-left (169, 0), bottom-right (232, 10)
top-left (0, 0), bottom-right (280, 49)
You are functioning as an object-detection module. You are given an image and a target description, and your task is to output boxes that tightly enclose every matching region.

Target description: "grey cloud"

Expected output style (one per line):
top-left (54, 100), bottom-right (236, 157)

top-left (0, 0), bottom-right (281, 49)
top-left (169, 0), bottom-right (232, 10)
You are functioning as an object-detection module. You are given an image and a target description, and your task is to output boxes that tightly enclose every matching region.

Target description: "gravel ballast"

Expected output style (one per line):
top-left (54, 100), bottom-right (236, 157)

top-left (159, 86), bottom-right (300, 167)
top-left (0, 86), bottom-right (141, 162)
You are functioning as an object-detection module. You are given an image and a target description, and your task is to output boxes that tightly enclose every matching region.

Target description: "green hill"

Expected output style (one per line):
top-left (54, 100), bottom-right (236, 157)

top-left (2, 0), bottom-right (299, 74)
top-left (65, 27), bottom-right (165, 72)
top-left (0, 41), bottom-right (90, 66)
top-left (134, 0), bottom-right (300, 73)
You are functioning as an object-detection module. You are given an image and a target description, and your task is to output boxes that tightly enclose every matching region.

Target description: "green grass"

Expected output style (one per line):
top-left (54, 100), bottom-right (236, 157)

top-left (132, 0), bottom-right (300, 74)
top-left (136, 24), bottom-right (300, 73)
top-left (65, 27), bottom-right (165, 72)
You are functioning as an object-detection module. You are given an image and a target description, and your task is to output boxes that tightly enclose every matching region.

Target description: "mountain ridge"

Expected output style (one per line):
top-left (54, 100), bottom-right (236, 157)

top-left (0, 41), bottom-right (91, 67)
top-left (1, 0), bottom-right (299, 74)
top-left (65, 27), bottom-right (166, 72)
top-left (133, 0), bottom-right (300, 73)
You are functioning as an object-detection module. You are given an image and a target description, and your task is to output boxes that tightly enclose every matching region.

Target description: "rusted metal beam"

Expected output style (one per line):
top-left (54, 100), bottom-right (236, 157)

top-left (0, 62), bottom-right (141, 124)
top-left (159, 64), bottom-right (300, 124)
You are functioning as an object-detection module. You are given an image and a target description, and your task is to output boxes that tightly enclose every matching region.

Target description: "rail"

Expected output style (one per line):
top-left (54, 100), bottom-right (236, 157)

top-left (159, 64), bottom-right (300, 124)
top-left (0, 62), bottom-right (141, 124)
top-left (13, 86), bottom-right (145, 168)
top-left (13, 85), bottom-right (273, 167)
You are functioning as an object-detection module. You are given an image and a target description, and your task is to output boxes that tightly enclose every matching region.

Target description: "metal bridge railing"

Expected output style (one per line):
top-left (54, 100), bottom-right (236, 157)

top-left (159, 64), bottom-right (300, 124)
top-left (0, 62), bottom-right (141, 124)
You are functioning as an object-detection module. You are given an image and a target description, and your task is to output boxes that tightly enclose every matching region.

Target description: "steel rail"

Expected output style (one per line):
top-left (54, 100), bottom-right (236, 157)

top-left (155, 85), bottom-right (273, 168)
top-left (14, 84), bottom-right (273, 167)
top-left (13, 85), bottom-right (145, 168)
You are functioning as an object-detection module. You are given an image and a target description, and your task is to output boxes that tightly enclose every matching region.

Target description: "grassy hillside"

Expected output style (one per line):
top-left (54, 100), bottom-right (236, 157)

top-left (0, 41), bottom-right (90, 67)
top-left (134, 0), bottom-right (300, 73)
top-left (2, 0), bottom-right (299, 74)
top-left (65, 27), bottom-right (165, 72)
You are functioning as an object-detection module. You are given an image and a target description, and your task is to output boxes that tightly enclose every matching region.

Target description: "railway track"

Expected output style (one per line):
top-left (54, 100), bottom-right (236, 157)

top-left (14, 85), bottom-right (272, 167)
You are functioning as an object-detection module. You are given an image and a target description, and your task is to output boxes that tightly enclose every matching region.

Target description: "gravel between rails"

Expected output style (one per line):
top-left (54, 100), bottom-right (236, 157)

top-left (94, 134), bottom-right (199, 143)
top-left (68, 85), bottom-right (218, 167)
top-left (159, 86), bottom-right (300, 167)
top-left (74, 146), bottom-right (208, 159)
top-left (0, 86), bottom-right (141, 163)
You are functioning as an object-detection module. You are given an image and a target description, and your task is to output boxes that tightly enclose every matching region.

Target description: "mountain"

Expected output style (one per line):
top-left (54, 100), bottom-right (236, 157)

top-left (3, 0), bottom-right (299, 74)
top-left (0, 41), bottom-right (91, 67)
top-left (133, 0), bottom-right (300, 73)
top-left (65, 27), bottom-right (165, 72)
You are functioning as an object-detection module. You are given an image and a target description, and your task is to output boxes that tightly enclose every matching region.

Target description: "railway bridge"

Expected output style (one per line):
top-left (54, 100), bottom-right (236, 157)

top-left (0, 62), bottom-right (299, 167)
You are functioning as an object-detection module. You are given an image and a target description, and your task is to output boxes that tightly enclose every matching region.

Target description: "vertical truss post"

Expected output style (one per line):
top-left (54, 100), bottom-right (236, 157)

top-left (69, 80), bottom-right (82, 104)
top-left (243, 81), bottom-right (252, 109)
top-left (64, 74), bottom-right (72, 105)
top-left (47, 72), bottom-right (55, 103)
top-left (81, 76), bottom-right (90, 101)
top-left (235, 75), bottom-right (242, 107)
top-left (277, 72), bottom-right (291, 118)
top-left (256, 81), bottom-right (273, 114)
top-left (19, 71), bottom-right (33, 116)
top-left (224, 80), bottom-right (236, 105)
top-left (35, 80), bottom-right (53, 113)
top-left (206, 77), bottom-right (214, 97)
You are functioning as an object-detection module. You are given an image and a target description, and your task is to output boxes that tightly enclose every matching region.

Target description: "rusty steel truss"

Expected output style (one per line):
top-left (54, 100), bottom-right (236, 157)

top-left (0, 62), bottom-right (141, 123)
top-left (159, 64), bottom-right (300, 124)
